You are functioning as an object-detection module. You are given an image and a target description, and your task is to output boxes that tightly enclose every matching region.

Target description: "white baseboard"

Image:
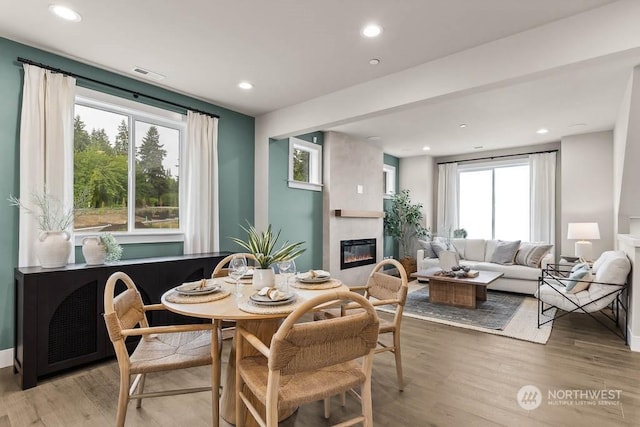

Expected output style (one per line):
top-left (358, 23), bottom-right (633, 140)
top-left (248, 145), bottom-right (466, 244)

top-left (628, 327), bottom-right (640, 352)
top-left (0, 348), bottom-right (13, 368)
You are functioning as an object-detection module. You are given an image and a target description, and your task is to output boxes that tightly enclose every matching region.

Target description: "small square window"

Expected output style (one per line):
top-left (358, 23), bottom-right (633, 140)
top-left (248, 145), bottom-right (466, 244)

top-left (288, 137), bottom-right (322, 191)
top-left (383, 164), bottom-right (396, 198)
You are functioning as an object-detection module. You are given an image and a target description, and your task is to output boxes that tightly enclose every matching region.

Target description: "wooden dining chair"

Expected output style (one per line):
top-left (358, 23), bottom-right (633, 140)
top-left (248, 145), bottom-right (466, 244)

top-left (318, 259), bottom-right (409, 391)
top-left (104, 271), bottom-right (217, 427)
top-left (235, 291), bottom-right (379, 427)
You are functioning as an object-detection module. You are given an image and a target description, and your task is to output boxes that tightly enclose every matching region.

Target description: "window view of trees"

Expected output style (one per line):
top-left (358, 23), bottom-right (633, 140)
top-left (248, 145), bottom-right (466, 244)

top-left (293, 148), bottom-right (310, 182)
top-left (73, 103), bottom-right (180, 232)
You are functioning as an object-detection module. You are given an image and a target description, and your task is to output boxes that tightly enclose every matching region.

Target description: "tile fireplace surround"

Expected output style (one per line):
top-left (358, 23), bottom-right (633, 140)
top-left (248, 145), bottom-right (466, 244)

top-left (323, 131), bottom-right (384, 285)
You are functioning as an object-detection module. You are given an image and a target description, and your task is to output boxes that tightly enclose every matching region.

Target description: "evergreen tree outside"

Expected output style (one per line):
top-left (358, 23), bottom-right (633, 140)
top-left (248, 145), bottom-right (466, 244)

top-left (136, 126), bottom-right (168, 207)
top-left (114, 120), bottom-right (129, 154)
top-left (293, 148), bottom-right (310, 182)
top-left (74, 116), bottom-right (91, 151)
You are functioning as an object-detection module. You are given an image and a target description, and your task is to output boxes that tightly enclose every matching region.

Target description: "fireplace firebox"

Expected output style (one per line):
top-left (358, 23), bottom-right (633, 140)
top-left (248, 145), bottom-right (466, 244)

top-left (340, 238), bottom-right (376, 270)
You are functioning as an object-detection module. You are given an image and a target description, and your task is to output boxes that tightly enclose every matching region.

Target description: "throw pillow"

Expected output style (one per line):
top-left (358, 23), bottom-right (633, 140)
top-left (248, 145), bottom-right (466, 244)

top-left (565, 267), bottom-right (592, 293)
top-left (418, 239), bottom-right (436, 258)
top-left (570, 262), bottom-right (590, 273)
top-left (490, 240), bottom-right (521, 265)
top-left (430, 241), bottom-right (448, 258)
top-left (515, 243), bottom-right (553, 268)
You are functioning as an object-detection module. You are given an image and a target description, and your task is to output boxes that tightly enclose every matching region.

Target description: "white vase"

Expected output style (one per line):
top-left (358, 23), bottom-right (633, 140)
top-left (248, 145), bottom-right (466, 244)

top-left (82, 236), bottom-right (107, 265)
top-left (252, 268), bottom-right (276, 290)
top-left (35, 230), bottom-right (72, 268)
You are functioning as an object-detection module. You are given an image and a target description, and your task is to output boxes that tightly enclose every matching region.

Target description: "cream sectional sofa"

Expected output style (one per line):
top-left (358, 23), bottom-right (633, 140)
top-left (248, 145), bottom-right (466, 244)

top-left (417, 238), bottom-right (553, 295)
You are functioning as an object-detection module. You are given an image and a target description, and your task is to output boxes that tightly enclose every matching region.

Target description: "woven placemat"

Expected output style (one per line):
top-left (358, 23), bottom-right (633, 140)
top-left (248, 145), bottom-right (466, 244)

top-left (290, 279), bottom-right (342, 290)
top-left (165, 289), bottom-right (230, 304)
top-left (237, 298), bottom-right (302, 314)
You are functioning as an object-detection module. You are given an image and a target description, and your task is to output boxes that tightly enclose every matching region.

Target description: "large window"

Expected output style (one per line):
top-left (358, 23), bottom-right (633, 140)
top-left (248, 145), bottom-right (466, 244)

top-left (288, 137), bottom-right (322, 191)
top-left (458, 160), bottom-right (529, 241)
top-left (73, 91), bottom-right (184, 235)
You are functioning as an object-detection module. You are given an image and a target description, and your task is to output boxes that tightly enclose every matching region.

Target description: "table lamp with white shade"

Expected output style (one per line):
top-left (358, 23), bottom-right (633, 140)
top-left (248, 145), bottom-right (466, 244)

top-left (567, 222), bottom-right (600, 261)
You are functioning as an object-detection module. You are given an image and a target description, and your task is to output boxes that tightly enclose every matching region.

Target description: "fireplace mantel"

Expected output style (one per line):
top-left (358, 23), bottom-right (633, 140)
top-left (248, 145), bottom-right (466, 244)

top-left (334, 209), bottom-right (384, 218)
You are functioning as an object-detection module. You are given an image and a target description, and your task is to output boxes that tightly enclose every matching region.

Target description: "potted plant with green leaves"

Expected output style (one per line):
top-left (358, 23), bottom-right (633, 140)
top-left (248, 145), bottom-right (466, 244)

top-left (384, 189), bottom-right (430, 274)
top-left (231, 223), bottom-right (306, 289)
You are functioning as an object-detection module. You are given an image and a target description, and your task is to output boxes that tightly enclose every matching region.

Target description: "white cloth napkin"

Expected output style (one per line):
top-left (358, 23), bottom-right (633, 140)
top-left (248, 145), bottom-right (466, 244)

top-left (258, 287), bottom-right (287, 300)
top-left (297, 269), bottom-right (330, 279)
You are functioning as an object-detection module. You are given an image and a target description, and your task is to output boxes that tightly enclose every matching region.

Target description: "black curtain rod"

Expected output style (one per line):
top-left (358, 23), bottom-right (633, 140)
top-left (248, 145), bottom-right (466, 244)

top-left (436, 149), bottom-right (558, 165)
top-left (17, 57), bottom-right (220, 119)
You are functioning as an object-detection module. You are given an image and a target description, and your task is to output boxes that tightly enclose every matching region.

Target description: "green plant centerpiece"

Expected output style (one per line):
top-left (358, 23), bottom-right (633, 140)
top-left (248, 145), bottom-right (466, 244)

top-left (384, 189), bottom-right (430, 274)
top-left (231, 223), bottom-right (306, 289)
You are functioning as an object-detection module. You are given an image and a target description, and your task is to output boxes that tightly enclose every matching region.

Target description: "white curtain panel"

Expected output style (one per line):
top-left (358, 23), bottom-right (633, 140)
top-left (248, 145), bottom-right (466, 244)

top-left (437, 162), bottom-right (459, 236)
top-left (18, 64), bottom-right (76, 267)
top-left (529, 152), bottom-right (556, 244)
top-left (183, 111), bottom-right (219, 254)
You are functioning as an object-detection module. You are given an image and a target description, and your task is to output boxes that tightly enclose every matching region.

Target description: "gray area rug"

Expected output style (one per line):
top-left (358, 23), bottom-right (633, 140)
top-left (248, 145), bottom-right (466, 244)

top-left (403, 286), bottom-right (523, 330)
top-left (377, 284), bottom-right (557, 344)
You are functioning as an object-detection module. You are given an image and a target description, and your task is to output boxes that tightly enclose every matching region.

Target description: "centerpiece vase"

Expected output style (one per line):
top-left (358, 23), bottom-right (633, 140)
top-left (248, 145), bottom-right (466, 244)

top-left (252, 267), bottom-right (276, 290)
top-left (35, 230), bottom-right (72, 268)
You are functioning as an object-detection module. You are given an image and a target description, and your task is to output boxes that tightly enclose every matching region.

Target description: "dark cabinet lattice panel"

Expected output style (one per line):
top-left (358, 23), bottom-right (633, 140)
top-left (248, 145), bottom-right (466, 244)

top-left (48, 282), bottom-right (98, 364)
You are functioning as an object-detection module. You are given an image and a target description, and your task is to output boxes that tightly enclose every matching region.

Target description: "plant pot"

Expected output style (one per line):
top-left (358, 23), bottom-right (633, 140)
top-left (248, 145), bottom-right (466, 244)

top-left (252, 267), bottom-right (276, 290)
top-left (82, 236), bottom-right (107, 265)
top-left (399, 256), bottom-right (417, 275)
top-left (35, 230), bottom-right (72, 268)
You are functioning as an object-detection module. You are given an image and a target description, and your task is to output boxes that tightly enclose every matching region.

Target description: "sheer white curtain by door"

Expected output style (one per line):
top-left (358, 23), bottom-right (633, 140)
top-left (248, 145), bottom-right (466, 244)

top-left (18, 64), bottom-right (76, 267)
top-left (183, 111), bottom-right (219, 254)
top-left (529, 152), bottom-right (556, 245)
top-left (437, 163), bottom-right (459, 236)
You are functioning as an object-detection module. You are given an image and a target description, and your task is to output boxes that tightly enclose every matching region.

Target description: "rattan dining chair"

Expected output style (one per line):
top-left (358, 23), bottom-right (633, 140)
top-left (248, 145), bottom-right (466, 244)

top-left (104, 271), bottom-right (216, 427)
top-left (318, 259), bottom-right (409, 392)
top-left (235, 291), bottom-right (380, 427)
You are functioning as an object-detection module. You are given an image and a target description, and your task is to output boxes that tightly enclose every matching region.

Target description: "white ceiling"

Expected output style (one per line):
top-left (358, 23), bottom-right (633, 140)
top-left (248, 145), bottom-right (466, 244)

top-left (1, 0), bottom-right (636, 157)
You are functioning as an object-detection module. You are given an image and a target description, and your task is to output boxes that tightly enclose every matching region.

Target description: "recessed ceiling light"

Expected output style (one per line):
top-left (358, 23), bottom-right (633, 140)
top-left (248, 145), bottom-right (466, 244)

top-left (422, 146), bottom-right (431, 151)
top-left (362, 24), bottom-right (382, 38)
top-left (536, 128), bottom-right (549, 134)
top-left (459, 123), bottom-right (467, 128)
top-left (238, 81), bottom-right (253, 90)
top-left (369, 58), bottom-right (380, 65)
top-left (49, 4), bottom-right (82, 22)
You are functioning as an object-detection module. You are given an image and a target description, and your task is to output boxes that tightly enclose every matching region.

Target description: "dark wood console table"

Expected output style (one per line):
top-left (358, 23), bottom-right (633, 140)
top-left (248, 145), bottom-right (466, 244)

top-left (14, 252), bottom-right (230, 389)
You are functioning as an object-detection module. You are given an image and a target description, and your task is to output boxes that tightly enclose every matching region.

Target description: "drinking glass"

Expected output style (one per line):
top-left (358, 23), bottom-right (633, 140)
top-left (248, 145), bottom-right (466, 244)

top-left (277, 259), bottom-right (296, 294)
top-left (228, 254), bottom-right (248, 299)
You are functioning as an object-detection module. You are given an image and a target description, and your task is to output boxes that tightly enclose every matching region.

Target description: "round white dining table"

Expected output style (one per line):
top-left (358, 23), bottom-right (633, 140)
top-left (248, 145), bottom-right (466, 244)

top-left (161, 279), bottom-right (348, 427)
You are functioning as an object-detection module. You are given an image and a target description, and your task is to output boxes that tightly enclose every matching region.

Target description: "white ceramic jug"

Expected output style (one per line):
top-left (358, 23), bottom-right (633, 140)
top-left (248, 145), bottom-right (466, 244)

top-left (252, 268), bottom-right (276, 290)
top-left (82, 236), bottom-right (107, 265)
top-left (35, 230), bottom-right (72, 268)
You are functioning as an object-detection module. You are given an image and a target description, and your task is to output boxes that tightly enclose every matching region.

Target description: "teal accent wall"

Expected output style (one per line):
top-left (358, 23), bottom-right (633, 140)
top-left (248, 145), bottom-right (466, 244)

top-left (268, 132), bottom-right (324, 272)
top-left (0, 37), bottom-right (255, 351)
top-left (383, 153), bottom-right (400, 260)
top-left (75, 242), bottom-right (183, 261)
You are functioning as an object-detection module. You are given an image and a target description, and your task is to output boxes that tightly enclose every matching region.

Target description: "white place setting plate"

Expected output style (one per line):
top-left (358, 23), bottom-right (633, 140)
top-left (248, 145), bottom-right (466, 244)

top-left (249, 292), bottom-right (296, 306)
top-left (175, 279), bottom-right (221, 296)
top-left (296, 269), bottom-right (331, 284)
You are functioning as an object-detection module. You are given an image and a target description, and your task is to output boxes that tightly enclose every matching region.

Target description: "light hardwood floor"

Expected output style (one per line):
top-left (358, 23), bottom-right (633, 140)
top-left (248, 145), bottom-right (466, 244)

top-left (1, 311), bottom-right (639, 426)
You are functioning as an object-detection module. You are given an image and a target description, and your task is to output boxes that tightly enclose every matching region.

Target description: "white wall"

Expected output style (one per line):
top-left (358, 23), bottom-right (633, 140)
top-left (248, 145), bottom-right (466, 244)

top-left (560, 131), bottom-right (614, 259)
top-left (613, 70), bottom-right (633, 235)
top-left (399, 155), bottom-right (434, 230)
top-left (615, 67), bottom-right (640, 235)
